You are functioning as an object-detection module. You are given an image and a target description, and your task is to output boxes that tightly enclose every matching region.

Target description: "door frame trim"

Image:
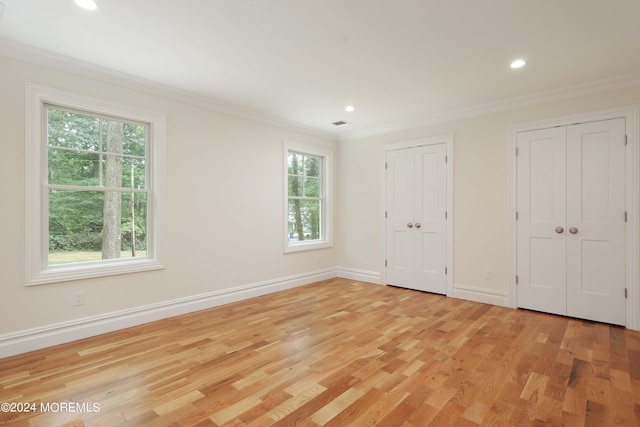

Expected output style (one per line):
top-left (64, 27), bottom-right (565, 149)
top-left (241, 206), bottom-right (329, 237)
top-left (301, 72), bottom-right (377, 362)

top-left (507, 106), bottom-right (640, 329)
top-left (381, 134), bottom-right (454, 296)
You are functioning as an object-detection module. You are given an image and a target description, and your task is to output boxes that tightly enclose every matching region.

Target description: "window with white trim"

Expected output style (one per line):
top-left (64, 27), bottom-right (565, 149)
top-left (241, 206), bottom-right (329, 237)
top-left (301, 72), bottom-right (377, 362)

top-left (26, 84), bottom-right (167, 285)
top-left (284, 142), bottom-right (332, 252)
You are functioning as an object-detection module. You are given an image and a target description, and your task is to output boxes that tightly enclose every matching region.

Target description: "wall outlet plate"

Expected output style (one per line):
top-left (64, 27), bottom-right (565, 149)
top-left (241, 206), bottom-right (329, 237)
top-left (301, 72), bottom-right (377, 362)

top-left (73, 291), bottom-right (85, 306)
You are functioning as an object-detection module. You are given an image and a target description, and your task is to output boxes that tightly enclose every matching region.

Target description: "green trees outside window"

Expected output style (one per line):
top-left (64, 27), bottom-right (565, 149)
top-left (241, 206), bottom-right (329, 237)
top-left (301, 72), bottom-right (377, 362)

top-left (287, 151), bottom-right (322, 242)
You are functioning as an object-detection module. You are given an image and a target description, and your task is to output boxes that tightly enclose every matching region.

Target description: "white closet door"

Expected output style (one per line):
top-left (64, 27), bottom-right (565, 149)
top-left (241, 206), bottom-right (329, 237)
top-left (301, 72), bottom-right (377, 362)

top-left (566, 119), bottom-right (626, 325)
top-left (516, 127), bottom-right (567, 316)
top-left (386, 148), bottom-right (415, 288)
top-left (414, 144), bottom-right (447, 294)
top-left (386, 143), bottom-right (448, 294)
top-left (516, 118), bottom-right (627, 325)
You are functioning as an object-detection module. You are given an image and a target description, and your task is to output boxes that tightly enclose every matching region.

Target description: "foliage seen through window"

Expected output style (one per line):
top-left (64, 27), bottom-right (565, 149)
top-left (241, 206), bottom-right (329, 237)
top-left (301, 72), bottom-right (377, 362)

top-left (287, 151), bottom-right (323, 242)
top-left (46, 107), bottom-right (148, 265)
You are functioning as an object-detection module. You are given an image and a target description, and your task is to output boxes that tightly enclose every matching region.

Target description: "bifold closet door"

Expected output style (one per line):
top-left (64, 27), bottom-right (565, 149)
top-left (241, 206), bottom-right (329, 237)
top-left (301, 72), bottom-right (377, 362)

top-left (516, 118), bottom-right (626, 325)
top-left (386, 144), bottom-right (447, 294)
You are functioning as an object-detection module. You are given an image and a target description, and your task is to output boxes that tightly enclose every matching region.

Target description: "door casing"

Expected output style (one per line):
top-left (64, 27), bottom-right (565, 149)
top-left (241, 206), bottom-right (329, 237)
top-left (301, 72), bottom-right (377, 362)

top-left (508, 106), bottom-right (640, 330)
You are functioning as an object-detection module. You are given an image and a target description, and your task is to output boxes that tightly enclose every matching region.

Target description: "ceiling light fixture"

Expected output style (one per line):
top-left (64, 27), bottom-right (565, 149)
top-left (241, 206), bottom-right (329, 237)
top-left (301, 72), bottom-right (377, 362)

top-left (510, 59), bottom-right (526, 69)
top-left (345, 105), bottom-right (355, 112)
top-left (75, 0), bottom-right (98, 10)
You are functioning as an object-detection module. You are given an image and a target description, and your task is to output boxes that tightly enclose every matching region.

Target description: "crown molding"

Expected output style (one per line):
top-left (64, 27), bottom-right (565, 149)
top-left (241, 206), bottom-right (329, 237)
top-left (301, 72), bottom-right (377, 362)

top-left (338, 72), bottom-right (640, 142)
top-left (4, 38), bottom-right (640, 144)
top-left (0, 38), bottom-right (337, 141)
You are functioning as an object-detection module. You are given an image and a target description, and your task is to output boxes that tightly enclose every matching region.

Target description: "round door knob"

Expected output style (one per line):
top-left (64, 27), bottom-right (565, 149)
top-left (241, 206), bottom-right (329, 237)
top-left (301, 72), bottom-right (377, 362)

top-left (407, 223), bottom-right (413, 228)
top-left (569, 227), bottom-right (578, 234)
top-left (555, 227), bottom-right (564, 234)
top-left (415, 223), bottom-right (421, 229)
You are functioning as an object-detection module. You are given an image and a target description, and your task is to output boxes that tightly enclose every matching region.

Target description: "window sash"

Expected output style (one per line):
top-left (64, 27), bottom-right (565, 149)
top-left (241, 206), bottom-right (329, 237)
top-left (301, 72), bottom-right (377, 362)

top-left (45, 104), bottom-right (149, 191)
top-left (44, 105), bottom-right (152, 266)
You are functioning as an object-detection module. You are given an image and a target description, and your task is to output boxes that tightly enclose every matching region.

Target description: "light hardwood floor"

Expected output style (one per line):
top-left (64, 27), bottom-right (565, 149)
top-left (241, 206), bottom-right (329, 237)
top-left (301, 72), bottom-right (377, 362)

top-left (1, 278), bottom-right (640, 426)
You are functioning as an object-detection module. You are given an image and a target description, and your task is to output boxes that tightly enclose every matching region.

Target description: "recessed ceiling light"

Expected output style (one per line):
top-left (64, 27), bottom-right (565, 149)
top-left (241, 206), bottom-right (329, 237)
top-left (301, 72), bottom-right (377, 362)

top-left (510, 59), bottom-right (526, 69)
top-left (345, 105), bottom-right (355, 113)
top-left (75, 0), bottom-right (98, 10)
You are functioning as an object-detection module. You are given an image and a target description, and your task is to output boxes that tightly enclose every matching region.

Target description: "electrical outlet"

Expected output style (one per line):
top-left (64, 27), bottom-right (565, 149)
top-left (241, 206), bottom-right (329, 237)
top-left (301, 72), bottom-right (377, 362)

top-left (484, 269), bottom-right (493, 280)
top-left (73, 291), bottom-right (85, 306)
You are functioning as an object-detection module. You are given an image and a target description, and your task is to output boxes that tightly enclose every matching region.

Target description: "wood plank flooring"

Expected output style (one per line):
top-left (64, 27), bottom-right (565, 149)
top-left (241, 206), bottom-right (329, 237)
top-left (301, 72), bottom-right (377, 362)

top-left (1, 278), bottom-right (640, 426)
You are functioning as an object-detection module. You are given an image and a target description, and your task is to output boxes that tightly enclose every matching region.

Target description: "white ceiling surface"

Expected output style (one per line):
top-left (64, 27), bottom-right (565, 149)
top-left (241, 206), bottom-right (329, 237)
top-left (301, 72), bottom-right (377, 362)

top-left (1, 0), bottom-right (640, 138)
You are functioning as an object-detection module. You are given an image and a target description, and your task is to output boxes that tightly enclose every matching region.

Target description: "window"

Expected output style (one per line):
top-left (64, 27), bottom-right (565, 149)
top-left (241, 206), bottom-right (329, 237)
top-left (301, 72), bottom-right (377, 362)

top-left (26, 84), bottom-right (167, 285)
top-left (284, 142), bottom-right (332, 252)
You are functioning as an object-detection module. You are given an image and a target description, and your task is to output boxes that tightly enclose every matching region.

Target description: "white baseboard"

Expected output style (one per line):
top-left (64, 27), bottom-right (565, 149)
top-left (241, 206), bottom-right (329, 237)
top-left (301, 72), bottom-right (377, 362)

top-left (0, 268), bottom-right (337, 358)
top-left (452, 283), bottom-right (509, 307)
top-left (336, 267), bottom-right (382, 284)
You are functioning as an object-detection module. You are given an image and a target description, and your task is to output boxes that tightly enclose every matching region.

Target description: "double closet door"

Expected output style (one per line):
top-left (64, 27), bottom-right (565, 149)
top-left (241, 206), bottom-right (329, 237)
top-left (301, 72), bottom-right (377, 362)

top-left (386, 143), bottom-right (447, 294)
top-left (516, 118), bottom-right (627, 325)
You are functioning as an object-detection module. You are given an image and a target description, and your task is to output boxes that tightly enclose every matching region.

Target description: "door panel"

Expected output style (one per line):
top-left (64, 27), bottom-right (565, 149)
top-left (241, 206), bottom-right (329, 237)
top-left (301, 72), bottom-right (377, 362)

top-left (566, 119), bottom-right (626, 325)
top-left (386, 148), bottom-right (415, 288)
top-left (529, 237), bottom-right (553, 287)
top-left (529, 137), bottom-right (555, 222)
top-left (516, 127), bottom-right (567, 315)
top-left (415, 144), bottom-right (447, 294)
top-left (580, 240), bottom-right (610, 296)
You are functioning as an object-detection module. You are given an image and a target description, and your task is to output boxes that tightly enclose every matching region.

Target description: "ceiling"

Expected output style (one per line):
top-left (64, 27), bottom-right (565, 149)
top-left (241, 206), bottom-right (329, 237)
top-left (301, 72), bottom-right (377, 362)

top-left (1, 0), bottom-right (640, 139)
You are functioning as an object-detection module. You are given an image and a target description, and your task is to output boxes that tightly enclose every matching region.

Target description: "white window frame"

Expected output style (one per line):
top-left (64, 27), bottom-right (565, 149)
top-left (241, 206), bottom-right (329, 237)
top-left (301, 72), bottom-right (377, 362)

top-left (25, 83), bottom-right (167, 286)
top-left (284, 141), bottom-right (333, 253)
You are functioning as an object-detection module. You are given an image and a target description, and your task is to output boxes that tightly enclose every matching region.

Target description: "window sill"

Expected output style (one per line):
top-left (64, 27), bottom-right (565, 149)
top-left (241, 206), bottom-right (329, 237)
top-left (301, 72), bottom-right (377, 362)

top-left (26, 257), bottom-right (166, 286)
top-left (284, 240), bottom-right (333, 253)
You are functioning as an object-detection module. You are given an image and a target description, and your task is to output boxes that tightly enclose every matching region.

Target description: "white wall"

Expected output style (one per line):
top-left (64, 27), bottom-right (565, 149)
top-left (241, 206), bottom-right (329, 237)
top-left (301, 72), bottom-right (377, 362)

top-left (0, 54), bottom-right (338, 355)
top-left (337, 85), bottom-right (640, 304)
top-left (3, 48), bottom-right (640, 357)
